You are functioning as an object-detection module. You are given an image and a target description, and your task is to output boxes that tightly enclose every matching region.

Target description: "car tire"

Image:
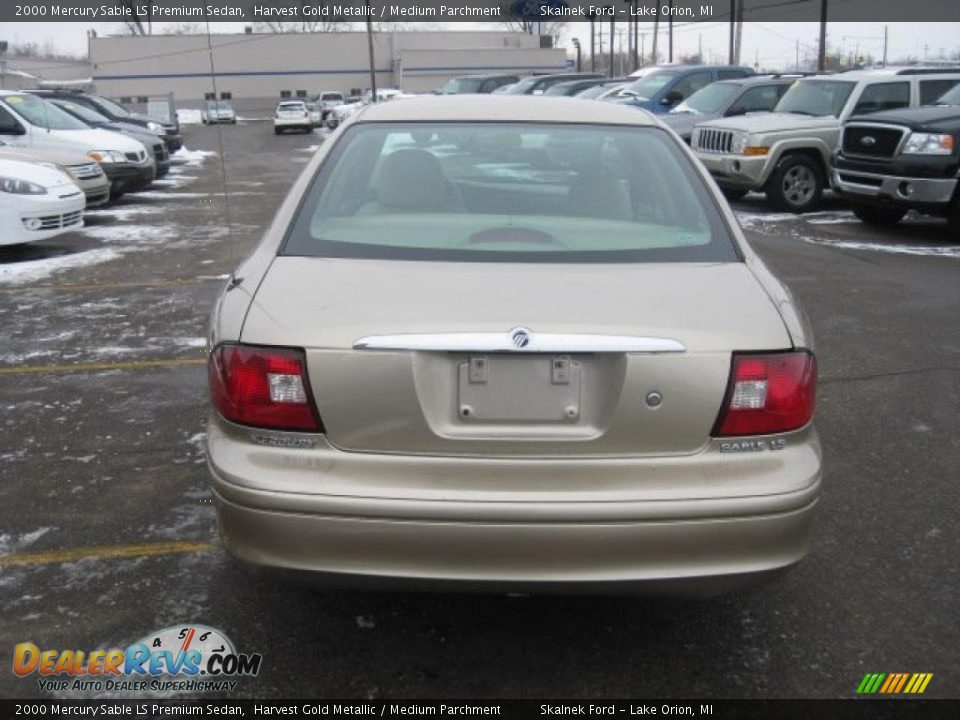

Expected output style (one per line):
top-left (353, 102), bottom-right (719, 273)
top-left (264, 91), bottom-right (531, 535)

top-left (947, 200), bottom-right (960, 237)
top-left (851, 203), bottom-right (907, 227)
top-left (274, 128), bottom-right (281, 135)
top-left (720, 187), bottom-right (749, 202)
top-left (765, 154), bottom-right (824, 213)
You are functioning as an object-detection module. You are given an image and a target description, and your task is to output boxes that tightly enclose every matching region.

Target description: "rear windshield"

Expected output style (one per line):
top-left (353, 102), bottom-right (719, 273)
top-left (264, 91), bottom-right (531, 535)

top-left (278, 102), bottom-right (306, 110)
top-left (283, 122), bottom-right (738, 263)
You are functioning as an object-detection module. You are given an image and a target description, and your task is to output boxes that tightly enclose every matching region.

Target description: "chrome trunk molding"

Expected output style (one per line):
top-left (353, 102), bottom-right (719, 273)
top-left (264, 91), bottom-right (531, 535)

top-left (354, 330), bottom-right (686, 354)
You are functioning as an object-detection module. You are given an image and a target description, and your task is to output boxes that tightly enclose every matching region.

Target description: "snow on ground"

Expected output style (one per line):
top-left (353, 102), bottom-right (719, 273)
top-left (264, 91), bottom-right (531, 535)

top-left (132, 191), bottom-right (211, 200)
top-left (0, 248), bottom-right (122, 286)
top-left (176, 108), bottom-right (202, 125)
top-left (802, 237), bottom-right (960, 258)
top-left (84, 205), bottom-right (162, 221)
top-left (173, 337), bottom-right (207, 348)
top-left (0, 527), bottom-right (54, 554)
top-left (152, 174), bottom-right (200, 188)
top-left (171, 146), bottom-right (217, 167)
top-left (80, 223), bottom-right (178, 247)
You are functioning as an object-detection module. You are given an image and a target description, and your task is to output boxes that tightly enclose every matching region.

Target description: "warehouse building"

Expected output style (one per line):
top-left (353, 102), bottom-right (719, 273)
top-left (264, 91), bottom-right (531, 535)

top-left (88, 30), bottom-right (567, 110)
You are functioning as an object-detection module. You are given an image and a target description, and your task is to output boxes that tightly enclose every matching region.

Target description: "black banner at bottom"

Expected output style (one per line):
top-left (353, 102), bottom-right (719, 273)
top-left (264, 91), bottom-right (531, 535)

top-left (2, 699), bottom-right (959, 720)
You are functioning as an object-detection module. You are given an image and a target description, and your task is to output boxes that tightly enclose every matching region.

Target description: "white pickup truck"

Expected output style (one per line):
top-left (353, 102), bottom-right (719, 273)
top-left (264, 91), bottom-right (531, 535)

top-left (692, 68), bottom-right (960, 212)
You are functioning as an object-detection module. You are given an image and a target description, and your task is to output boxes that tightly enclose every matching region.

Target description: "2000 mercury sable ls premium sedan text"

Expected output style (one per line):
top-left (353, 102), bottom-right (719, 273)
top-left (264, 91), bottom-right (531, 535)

top-left (206, 96), bottom-right (820, 594)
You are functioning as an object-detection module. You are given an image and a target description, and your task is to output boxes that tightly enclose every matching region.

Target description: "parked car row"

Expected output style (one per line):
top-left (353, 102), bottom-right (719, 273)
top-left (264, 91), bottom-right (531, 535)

top-left (444, 65), bottom-right (960, 223)
top-left (690, 68), bottom-right (960, 215)
top-left (0, 89), bottom-right (184, 247)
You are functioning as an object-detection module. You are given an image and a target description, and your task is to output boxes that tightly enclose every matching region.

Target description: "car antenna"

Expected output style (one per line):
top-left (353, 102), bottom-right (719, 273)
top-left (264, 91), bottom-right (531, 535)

top-left (205, 21), bottom-right (236, 269)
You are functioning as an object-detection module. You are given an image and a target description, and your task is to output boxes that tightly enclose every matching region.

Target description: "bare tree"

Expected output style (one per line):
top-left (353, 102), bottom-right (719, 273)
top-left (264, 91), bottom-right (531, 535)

top-left (500, 19), bottom-right (568, 44)
top-left (117, 0), bottom-right (149, 35)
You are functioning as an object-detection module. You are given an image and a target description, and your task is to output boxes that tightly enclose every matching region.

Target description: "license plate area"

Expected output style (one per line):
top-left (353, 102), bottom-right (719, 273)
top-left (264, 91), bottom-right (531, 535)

top-left (457, 355), bottom-right (582, 423)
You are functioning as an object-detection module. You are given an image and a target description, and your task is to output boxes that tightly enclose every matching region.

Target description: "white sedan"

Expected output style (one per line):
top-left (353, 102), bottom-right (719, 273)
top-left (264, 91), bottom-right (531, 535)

top-left (0, 159), bottom-right (86, 246)
top-left (273, 101), bottom-right (313, 135)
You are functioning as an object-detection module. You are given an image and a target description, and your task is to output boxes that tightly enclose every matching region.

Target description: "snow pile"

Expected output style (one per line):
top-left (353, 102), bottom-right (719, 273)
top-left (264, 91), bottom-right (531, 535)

top-left (803, 237), bottom-right (960, 258)
top-left (171, 146), bottom-right (217, 167)
top-left (0, 248), bottom-right (122, 286)
top-left (176, 108), bottom-right (203, 125)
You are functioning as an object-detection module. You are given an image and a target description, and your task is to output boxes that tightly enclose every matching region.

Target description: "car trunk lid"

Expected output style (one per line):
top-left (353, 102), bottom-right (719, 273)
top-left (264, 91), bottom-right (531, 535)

top-left (241, 257), bottom-right (792, 457)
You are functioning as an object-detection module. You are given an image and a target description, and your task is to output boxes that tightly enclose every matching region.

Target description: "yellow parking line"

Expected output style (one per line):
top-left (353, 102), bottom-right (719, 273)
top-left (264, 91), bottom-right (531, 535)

top-left (0, 540), bottom-right (214, 568)
top-left (0, 357), bottom-right (206, 376)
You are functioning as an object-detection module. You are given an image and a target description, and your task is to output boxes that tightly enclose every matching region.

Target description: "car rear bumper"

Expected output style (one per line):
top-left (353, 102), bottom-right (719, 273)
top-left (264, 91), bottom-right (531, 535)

top-left (207, 420), bottom-right (821, 593)
top-left (831, 168), bottom-right (958, 206)
top-left (213, 490), bottom-right (817, 593)
top-left (274, 118), bottom-right (312, 129)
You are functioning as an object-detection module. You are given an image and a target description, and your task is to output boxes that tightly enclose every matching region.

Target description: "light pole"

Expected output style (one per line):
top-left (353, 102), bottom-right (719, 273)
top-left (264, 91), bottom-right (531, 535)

top-left (818, 0), bottom-right (829, 72)
top-left (668, 1), bottom-right (674, 63)
top-left (365, 0), bottom-right (377, 101)
top-left (589, 11), bottom-right (597, 72)
top-left (572, 38), bottom-right (582, 72)
top-left (609, 12), bottom-right (615, 78)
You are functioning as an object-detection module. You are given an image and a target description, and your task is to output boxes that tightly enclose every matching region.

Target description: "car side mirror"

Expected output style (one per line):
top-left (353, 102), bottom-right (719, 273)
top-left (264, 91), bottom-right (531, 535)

top-left (661, 91), bottom-right (683, 105)
top-left (619, 89), bottom-right (638, 98)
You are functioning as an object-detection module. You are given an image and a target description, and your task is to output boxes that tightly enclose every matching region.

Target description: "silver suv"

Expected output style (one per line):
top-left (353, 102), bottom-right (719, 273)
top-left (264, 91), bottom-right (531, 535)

top-left (692, 69), bottom-right (960, 212)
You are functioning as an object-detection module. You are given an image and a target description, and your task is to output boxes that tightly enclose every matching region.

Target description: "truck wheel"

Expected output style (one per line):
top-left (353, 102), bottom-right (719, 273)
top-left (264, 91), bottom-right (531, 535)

top-left (766, 155), bottom-right (824, 213)
top-left (851, 203), bottom-right (907, 227)
top-left (720, 187), bottom-right (748, 202)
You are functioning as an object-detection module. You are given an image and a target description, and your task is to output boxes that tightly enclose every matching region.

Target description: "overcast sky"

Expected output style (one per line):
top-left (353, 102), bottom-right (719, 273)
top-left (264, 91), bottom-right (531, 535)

top-left (4, 21), bottom-right (959, 70)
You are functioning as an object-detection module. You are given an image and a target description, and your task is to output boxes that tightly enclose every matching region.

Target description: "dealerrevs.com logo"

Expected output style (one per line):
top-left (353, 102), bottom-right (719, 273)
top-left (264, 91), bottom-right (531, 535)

top-left (13, 624), bottom-right (262, 693)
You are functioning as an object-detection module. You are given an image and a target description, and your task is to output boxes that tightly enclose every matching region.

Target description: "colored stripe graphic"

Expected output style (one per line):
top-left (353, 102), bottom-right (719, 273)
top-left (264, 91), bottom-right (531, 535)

top-left (857, 672), bottom-right (933, 694)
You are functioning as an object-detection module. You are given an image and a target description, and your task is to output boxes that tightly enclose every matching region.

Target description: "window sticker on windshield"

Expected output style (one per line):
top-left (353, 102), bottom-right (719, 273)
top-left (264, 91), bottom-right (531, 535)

top-left (6, 97), bottom-right (24, 104)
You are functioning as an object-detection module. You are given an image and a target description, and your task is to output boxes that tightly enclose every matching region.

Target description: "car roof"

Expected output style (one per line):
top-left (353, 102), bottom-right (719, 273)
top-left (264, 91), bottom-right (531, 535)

top-left (354, 95), bottom-right (659, 126)
top-left (716, 75), bottom-right (799, 87)
top-left (833, 68), bottom-right (960, 80)
top-left (644, 65), bottom-right (753, 75)
top-left (452, 73), bottom-right (518, 80)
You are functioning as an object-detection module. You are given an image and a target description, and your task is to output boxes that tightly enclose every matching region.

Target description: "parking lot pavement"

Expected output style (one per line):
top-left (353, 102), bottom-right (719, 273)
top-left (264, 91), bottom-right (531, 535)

top-left (1, 119), bottom-right (957, 700)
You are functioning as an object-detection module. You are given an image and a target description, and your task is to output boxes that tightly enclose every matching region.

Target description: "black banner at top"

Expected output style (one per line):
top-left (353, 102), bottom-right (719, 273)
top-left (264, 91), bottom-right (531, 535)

top-left (2, 0), bottom-right (960, 24)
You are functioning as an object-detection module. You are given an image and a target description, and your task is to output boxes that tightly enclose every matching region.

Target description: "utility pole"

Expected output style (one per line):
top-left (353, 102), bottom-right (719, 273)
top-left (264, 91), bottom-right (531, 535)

top-left (735, 0), bottom-right (745, 64)
top-left (572, 38), bottom-right (582, 72)
top-left (632, 3), bottom-right (639, 70)
top-left (365, 0), bottom-right (377, 101)
top-left (818, 0), bottom-right (828, 72)
top-left (728, 0), bottom-right (736, 65)
top-left (668, 1), bottom-right (674, 63)
top-left (589, 12), bottom-right (596, 71)
top-left (652, 16), bottom-right (659, 65)
top-left (699, 33), bottom-right (703, 64)
top-left (609, 15), bottom-right (615, 78)
top-left (883, 25), bottom-right (888, 66)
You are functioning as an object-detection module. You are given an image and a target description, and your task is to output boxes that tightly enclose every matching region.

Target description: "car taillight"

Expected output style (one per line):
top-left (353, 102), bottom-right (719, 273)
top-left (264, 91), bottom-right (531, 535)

top-left (209, 344), bottom-right (323, 432)
top-left (713, 351), bottom-right (816, 437)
